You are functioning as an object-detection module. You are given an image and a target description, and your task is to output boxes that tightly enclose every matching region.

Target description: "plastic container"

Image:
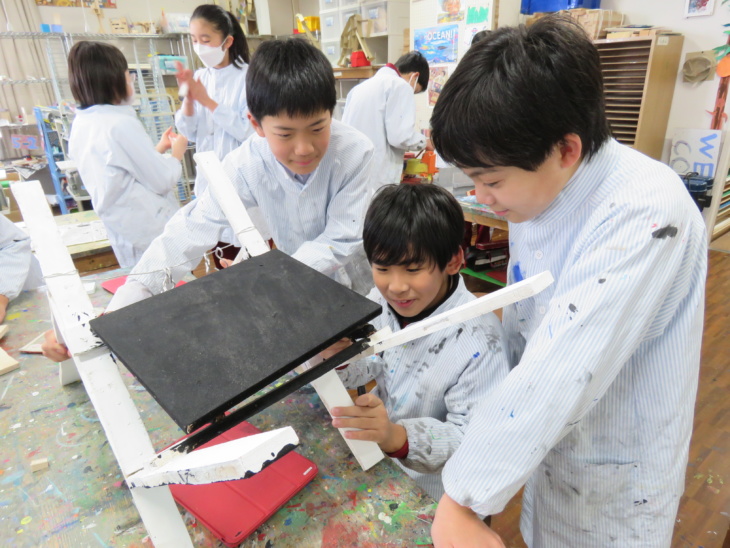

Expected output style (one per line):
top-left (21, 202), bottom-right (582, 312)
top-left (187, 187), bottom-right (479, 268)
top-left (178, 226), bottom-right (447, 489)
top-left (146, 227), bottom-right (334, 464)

top-left (296, 16), bottom-right (320, 33)
top-left (361, 1), bottom-right (388, 35)
top-left (320, 9), bottom-right (342, 43)
top-left (322, 40), bottom-right (341, 66)
top-left (340, 5), bottom-right (362, 33)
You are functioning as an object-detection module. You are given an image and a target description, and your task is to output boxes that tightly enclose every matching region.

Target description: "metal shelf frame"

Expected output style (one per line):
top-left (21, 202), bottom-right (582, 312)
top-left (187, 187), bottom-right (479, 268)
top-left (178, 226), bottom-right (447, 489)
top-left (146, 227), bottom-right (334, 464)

top-left (2, 31), bottom-right (196, 205)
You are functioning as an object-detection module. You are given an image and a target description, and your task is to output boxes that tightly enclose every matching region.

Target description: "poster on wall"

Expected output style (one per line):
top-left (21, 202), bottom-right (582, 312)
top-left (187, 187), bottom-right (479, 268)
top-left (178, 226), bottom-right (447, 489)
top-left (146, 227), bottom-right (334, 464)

top-left (428, 66), bottom-right (450, 106)
top-left (684, 0), bottom-right (715, 17)
top-left (437, 0), bottom-right (465, 24)
top-left (35, 0), bottom-right (117, 8)
top-left (414, 25), bottom-right (459, 63)
top-left (466, 0), bottom-right (490, 24)
top-left (669, 129), bottom-right (721, 178)
top-left (464, 24), bottom-right (489, 47)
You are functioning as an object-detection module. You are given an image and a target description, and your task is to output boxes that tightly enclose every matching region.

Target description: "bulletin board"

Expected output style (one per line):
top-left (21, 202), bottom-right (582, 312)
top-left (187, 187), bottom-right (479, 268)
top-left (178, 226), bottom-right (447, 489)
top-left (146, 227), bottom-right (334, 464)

top-left (411, 0), bottom-right (497, 130)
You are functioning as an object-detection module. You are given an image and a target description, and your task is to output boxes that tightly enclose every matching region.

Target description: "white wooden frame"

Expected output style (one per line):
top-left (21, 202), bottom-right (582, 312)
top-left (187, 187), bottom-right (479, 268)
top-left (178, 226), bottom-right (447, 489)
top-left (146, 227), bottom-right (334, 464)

top-left (11, 180), bottom-right (298, 546)
top-left (194, 151), bottom-right (556, 470)
top-left (12, 156), bottom-right (555, 540)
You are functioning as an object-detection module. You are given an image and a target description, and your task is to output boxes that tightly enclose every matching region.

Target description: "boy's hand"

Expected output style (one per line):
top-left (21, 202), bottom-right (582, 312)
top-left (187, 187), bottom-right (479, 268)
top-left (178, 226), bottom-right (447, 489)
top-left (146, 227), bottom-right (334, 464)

top-left (331, 393), bottom-right (407, 454)
top-left (432, 494), bottom-right (505, 548)
top-left (41, 329), bottom-right (72, 362)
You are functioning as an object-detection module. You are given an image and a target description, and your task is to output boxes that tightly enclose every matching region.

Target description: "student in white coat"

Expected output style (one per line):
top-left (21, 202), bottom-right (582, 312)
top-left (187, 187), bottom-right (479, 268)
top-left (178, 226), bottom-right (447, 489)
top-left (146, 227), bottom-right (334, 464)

top-left (99, 39), bottom-right (374, 312)
top-left (429, 18), bottom-right (707, 547)
top-left (342, 52), bottom-right (430, 188)
top-left (175, 4), bottom-right (257, 268)
top-left (0, 214), bottom-right (42, 323)
top-left (329, 184), bottom-right (510, 504)
top-left (175, 4), bottom-right (253, 197)
top-left (68, 41), bottom-right (188, 269)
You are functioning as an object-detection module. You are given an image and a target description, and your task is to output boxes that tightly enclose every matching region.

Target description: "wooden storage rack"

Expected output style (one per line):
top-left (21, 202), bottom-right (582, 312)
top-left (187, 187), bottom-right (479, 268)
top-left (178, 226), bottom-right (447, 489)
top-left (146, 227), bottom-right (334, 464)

top-left (595, 34), bottom-right (684, 160)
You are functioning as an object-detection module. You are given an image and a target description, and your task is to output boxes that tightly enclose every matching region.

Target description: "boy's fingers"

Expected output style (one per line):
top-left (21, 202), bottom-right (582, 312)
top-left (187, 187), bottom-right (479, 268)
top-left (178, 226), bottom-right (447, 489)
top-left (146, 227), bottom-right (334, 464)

top-left (355, 393), bottom-right (383, 408)
top-left (331, 404), bottom-right (366, 417)
top-left (332, 417), bottom-right (379, 431)
top-left (343, 429), bottom-right (380, 442)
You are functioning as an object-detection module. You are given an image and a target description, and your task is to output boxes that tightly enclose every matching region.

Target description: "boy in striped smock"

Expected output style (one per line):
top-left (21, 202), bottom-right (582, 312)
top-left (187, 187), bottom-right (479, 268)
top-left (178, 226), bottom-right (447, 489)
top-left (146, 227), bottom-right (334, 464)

top-left (329, 184), bottom-right (510, 502)
top-left (429, 16), bottom-right (707, 548)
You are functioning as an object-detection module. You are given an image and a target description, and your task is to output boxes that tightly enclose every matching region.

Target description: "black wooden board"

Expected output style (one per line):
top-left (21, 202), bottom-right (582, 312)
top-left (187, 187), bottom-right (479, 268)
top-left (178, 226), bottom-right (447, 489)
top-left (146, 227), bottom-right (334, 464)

top-left (90, 250), bottom-right (381, 432)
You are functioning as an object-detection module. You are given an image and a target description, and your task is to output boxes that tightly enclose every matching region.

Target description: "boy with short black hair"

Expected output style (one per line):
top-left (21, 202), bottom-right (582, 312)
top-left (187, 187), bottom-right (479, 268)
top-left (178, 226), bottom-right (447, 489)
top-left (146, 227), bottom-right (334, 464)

top-left (429, 17), bottom-right (707, 547)
top-left (107, 38), bottom-right (375, 310)
top-left (341, 51), bottom-right (430, 189)
top-left (330, 184), bottom-right (509, 502)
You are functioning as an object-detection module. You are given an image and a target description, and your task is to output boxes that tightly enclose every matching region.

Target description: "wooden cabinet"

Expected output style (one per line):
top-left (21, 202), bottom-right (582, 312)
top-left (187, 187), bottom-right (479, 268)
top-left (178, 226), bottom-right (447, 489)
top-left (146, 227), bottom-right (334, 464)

top-left (595, 34), bottom-right (684, 160)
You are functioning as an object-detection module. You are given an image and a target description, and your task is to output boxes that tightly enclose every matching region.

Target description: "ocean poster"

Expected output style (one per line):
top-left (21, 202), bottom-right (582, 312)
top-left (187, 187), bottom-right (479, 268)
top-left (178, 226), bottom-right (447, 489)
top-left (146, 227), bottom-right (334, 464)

top-left (414, 25), bottom-right (459, 63)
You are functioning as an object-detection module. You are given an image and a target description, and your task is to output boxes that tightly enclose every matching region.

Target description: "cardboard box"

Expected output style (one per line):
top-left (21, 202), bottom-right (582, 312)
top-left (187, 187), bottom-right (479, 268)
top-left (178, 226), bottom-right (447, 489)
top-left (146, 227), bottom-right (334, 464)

top-left (559, 9), bottom-right (625, 40)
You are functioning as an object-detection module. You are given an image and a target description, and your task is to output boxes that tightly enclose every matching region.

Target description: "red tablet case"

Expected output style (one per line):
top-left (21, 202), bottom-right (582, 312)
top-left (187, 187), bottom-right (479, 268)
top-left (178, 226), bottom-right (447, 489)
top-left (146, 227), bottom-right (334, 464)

top-left (101, 275), bottom-right (186, 294)
top-left (168, 422), bottom-right (318, 547)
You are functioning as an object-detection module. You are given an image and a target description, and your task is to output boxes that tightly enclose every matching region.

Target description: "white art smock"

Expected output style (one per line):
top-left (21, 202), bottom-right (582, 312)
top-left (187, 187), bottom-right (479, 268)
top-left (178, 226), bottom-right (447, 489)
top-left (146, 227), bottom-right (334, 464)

top-left (442, 139), bottom-right (707, 547)
top-left (0, 214), bottom-right (42, 300)
top-left (69, 104), bottom-right (182, 268)
top-left (174, 62), bottom-right (253, 197)
top-left (338, 277), bottom-right (509, 501)
top-left (342, 65), bottom-right (425, 189)
top-left (130, 119), bottom-right (375, 296)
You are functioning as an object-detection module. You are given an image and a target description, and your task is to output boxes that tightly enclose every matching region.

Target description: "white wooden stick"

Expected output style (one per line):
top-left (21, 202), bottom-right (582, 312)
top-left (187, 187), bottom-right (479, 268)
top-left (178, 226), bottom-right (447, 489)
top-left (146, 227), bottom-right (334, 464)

top-left (310, 371), bottom-right (384, 470)
top-left (350, 271), bottom-right (554, 363)
top-left (193, 151), bottom-right (270, 259)
top-left (12, 180), bottom-right (193, 547)
top-left (128, 427), bottom-right (299, 488)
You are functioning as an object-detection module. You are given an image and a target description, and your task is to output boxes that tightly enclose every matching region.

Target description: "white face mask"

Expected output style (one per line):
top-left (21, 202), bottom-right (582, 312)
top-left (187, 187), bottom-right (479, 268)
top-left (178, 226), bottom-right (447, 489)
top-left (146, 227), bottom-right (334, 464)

top-left (193, 41), bottom-right (228, 68)
top-left (408, 74), bottom-right (418, 94)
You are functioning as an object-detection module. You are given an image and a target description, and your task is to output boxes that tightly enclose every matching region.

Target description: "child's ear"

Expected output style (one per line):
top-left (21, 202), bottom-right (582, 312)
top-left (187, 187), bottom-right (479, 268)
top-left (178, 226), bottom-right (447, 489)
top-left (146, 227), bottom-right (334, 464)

top-left (559, 133), bottom-right (583, 169)
top-left (249, 113), bottom-right (265, 137)
top-left (445, 248), bottom-right (465, 275)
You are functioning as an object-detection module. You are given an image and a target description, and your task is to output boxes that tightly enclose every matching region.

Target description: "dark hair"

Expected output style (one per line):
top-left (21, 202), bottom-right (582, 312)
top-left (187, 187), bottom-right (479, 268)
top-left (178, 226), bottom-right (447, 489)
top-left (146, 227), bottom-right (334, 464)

top-left (246, 38), bottom-right (336, 121)
top-left (395, 51), bottom-right (429, 92)
top-left (431, 16), bottom-right (611, 171)
top-left (364, 184), bottom-right (464, 271)
top-left (471, 30), bottom-right (490, 46)
top-left (191, 4), bottom-right (250, 66)
top-left (68, 41), bottom-right (128, 108)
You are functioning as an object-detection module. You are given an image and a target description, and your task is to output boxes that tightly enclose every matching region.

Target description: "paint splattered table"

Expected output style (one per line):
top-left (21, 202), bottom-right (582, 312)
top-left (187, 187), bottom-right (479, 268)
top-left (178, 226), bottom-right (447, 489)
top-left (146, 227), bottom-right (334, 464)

top-left (0, 274), bottom-right (437, 547)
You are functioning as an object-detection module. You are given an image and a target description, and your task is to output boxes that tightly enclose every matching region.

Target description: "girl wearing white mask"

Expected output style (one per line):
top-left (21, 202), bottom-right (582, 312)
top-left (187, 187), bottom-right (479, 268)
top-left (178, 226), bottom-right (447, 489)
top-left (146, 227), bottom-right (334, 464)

top-left (175, 4), bottom-right (258, 268)
top-left (67, 41), bottom-right (188, 268)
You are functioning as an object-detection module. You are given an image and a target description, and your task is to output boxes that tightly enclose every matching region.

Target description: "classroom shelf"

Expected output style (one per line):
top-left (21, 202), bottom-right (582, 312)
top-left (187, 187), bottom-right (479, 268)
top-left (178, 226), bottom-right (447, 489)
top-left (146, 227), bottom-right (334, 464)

top-left (595, 34), bottom-right (684, 160)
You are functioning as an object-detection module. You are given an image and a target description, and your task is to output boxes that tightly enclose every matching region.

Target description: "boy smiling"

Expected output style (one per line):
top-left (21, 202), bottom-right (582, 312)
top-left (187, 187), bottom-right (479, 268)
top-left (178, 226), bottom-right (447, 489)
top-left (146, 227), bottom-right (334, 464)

top-left (108, 38), bottom-right (375, 309)
top-left (330, 184), bottom-right (509, 502)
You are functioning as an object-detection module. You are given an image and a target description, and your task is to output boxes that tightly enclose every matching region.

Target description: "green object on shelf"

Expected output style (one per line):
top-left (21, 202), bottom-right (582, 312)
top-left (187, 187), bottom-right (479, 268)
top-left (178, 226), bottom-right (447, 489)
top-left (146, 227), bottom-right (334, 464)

top-left (460, 267), bottom-right (507, 287)
top-left (1, 181), bottom-right (9, 189)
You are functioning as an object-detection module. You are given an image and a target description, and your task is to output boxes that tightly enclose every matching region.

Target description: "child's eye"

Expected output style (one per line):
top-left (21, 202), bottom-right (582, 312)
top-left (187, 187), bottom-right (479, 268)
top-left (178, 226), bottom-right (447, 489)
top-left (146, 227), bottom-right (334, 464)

top-left (483, 180), bottom-right (500, 188)
top-left (275, 134), bottom-right (291, 139)
top-left (406, 267), bottom-right (422, 273)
